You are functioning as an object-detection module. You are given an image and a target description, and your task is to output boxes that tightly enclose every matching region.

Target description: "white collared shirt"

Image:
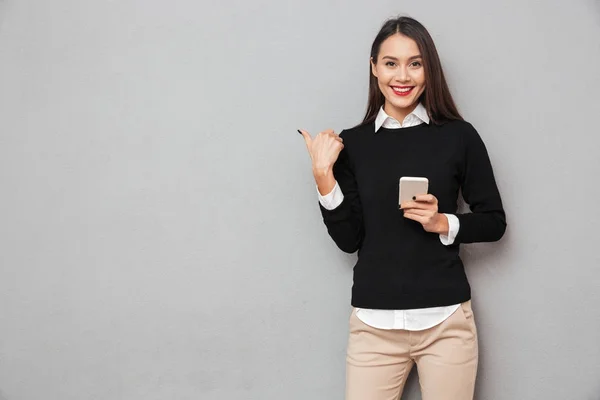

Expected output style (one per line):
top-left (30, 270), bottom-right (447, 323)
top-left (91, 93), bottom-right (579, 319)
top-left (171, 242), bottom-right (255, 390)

top-left (317, 104), bottom-right (461, 330)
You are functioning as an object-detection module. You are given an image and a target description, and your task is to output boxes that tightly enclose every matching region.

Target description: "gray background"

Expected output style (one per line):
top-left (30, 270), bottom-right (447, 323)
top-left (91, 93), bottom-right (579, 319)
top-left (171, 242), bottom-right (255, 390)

top-left (1, 0), bottom-right (599, 399)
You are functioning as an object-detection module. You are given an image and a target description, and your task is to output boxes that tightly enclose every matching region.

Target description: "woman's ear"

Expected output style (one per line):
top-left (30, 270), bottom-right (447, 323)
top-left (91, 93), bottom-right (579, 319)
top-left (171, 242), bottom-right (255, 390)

top-left (370, 57), bottom-right (378, 78)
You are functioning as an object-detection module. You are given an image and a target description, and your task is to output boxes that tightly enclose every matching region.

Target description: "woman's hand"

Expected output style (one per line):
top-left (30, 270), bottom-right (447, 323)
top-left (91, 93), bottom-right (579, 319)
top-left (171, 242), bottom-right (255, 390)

top-left (298, 129), bottom-right (344, 195)
top-left (400, 194), bottom-right (449, 235)
top-left (298, 129), bottom-right (344, 173)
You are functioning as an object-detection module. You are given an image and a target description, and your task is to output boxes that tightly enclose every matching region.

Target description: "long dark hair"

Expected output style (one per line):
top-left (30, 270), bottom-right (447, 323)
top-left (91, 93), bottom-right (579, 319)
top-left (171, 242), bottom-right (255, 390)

top-left (361, 16), bottom-right (463, 126)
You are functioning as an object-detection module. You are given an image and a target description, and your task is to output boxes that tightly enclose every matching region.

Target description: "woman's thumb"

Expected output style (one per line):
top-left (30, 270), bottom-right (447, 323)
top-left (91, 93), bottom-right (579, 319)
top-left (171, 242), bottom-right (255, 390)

top-left (297, 129), bottom-right (312, 146)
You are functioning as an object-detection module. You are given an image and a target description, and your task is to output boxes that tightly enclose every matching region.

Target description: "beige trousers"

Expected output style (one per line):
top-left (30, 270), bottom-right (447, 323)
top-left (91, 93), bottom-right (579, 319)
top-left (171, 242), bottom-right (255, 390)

top-left (346, 301), bottom-right (478, 400)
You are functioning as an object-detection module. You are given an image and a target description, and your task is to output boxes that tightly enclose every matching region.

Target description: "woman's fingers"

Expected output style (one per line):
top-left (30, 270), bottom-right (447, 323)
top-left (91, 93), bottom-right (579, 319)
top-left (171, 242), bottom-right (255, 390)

top-left (400, 201), bottom-right (412, 209)
top-left (401, 194), bottom-right (438, 211)
top-left (403, 208), bottom-right (430, 217)
top-left (414, 194), bottom-right (436, 203)
top-left (316, 131), bottom-right (344, 153)
top-left (403, 212), bottom-right (427, 224)
top-left (300, 129), bottom-right (343, 145)
top-left (401, 201), bottom-right (433, 210)
top-left (318, 129), bottom-right (343, 143)
top-left (299, 129), bottom-right (345, 171)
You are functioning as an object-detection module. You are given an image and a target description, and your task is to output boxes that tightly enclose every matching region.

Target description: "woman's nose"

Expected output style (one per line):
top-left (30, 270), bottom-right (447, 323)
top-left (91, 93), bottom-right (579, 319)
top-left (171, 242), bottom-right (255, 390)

top-left (396, 69), bottom-right (410, 82)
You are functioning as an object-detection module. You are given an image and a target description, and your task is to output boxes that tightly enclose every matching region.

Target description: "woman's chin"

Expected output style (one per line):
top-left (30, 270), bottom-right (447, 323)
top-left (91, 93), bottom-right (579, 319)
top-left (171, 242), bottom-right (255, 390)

top-left (386, 97), bottom-right (417, 110)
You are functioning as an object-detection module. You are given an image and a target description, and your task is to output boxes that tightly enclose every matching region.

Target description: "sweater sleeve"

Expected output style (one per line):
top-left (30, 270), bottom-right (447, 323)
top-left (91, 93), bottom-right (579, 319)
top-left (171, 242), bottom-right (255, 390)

top-left (318, 131), bottom-right (364, 253)
top-left (454, 123), bottom-right (507, 244)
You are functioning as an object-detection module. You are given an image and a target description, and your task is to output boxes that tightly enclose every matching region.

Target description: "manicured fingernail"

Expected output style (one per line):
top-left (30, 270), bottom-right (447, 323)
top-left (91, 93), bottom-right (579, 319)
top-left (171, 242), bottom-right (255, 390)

top-left (297, 129), bottom-right (302, 135)
top-left (412, 196), bottom-right (416, 200)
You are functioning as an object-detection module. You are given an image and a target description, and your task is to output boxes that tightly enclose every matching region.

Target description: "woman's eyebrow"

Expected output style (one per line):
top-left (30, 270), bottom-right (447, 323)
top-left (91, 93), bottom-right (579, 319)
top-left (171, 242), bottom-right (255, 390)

top-left (381, 55), bottom-right (422, 61)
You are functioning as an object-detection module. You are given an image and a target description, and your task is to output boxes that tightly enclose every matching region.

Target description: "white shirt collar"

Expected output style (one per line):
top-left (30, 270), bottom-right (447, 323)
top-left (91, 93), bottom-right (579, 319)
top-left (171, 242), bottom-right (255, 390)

top-left (374, 103), bottom-right (430, 132)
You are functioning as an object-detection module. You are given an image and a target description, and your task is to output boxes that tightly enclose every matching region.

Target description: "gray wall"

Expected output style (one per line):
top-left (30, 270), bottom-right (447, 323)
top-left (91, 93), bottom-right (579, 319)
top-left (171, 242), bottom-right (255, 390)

top-left (1, 0), bottom-right (599, 399)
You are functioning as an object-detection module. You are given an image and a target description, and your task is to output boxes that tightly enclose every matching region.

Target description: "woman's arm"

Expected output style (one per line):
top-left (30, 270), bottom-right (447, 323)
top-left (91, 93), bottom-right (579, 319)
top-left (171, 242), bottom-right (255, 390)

top-left (318, 132), bottom-right (364, 253)
top-left (454, 123), bottom-right (507, 244)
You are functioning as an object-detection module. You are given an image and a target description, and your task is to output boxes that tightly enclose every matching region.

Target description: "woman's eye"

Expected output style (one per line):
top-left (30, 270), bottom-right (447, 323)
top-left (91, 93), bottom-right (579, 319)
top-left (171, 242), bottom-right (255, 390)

top-left (385, 61), bottom-right (396, 67)
top-left (410, 61), bottom-right (422, 67)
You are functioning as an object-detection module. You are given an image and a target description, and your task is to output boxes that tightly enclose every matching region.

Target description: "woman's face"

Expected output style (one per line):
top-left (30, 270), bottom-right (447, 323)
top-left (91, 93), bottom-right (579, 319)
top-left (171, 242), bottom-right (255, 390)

top-left (371, 33), bottom-right (426, 119)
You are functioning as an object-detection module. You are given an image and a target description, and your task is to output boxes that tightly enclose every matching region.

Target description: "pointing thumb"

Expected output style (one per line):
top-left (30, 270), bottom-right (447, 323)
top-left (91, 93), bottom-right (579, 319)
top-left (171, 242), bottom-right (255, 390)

top-left (297, 129), bottom-right (312, 146)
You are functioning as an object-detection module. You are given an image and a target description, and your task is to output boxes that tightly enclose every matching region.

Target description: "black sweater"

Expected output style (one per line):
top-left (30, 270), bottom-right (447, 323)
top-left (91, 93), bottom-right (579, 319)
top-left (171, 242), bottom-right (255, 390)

top-left (319, 119), bottom-right (506, 309)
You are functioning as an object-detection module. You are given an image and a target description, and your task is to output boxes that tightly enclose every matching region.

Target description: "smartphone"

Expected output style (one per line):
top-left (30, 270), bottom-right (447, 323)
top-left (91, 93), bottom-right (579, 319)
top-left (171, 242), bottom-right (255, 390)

top-left (399, 177), bottom-right (429, 207)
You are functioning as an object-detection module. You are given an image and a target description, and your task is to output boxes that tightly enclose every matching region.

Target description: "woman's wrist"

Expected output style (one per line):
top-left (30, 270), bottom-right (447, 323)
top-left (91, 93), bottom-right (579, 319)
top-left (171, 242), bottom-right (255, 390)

top-left (312, 164), bottom-right (332, 177)
top-left (313, 167), bottom-right (336, 196)
top-left (435, 213), bottom-right (450, 235)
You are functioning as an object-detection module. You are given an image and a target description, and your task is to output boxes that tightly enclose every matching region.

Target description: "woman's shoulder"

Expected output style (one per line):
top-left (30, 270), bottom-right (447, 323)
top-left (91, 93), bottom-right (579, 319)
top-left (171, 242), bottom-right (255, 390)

top-left (436, 118), bottom-right (476, 132)
top-left (435, 118), bottom-right (482, 141)
top-left (437, 119), bottom-right (493, 154)
top-left (339, 120), bottom-right (374, 140)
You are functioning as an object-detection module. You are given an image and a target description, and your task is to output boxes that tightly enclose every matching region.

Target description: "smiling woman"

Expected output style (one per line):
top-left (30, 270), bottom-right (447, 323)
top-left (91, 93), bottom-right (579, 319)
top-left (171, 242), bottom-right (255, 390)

top-left (363, 18), bottom-right (462, 126)
top-left (371, 39), bottom-right (427, 116)
top-left (298, 15), bottom-right (506, 400)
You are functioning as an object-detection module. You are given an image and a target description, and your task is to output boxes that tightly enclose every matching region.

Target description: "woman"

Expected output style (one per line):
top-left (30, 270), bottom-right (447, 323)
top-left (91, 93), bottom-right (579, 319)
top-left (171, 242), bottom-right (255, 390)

top-left (298, 16), bottom-right (506, 400)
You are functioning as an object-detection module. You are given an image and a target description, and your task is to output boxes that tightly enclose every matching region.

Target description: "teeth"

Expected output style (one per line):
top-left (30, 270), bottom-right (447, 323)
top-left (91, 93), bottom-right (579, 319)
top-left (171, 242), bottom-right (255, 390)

top-left (393, 87), bottom-right (412, 93)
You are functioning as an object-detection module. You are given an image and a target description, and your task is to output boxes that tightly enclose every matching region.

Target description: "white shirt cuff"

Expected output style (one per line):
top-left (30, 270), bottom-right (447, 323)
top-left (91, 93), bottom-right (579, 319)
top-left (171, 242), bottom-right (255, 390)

top-left (317, 181), bottom-right (344, 210)
top-left (439, 214), bottom-right (460, 245)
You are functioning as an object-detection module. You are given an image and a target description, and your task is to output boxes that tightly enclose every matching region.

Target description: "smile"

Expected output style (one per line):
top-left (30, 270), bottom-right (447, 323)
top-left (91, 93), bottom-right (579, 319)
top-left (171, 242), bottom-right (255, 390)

top-left (391, 86), bottom-right (414, 96)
